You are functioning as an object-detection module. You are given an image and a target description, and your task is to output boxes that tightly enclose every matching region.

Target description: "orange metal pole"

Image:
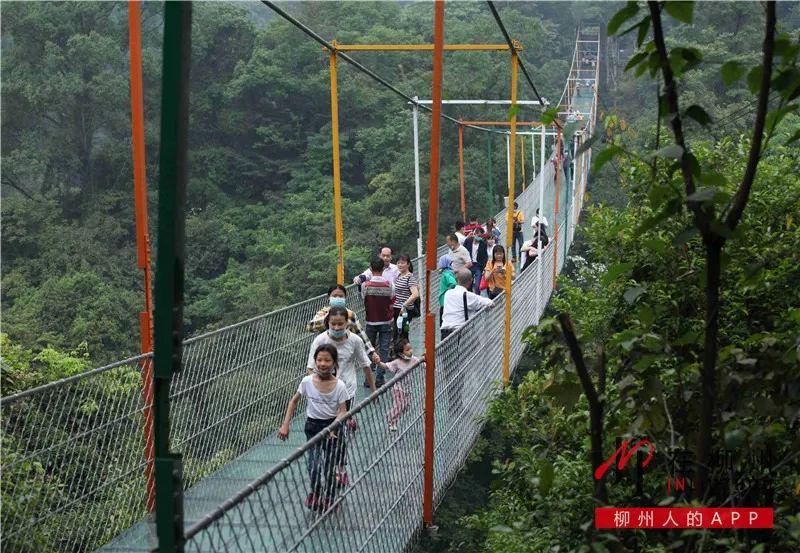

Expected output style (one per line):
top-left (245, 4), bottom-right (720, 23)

top-left (458, 122), bottom-right (466, 221)
top-left (423, 0), bottom-right (445, 527)
top-left (520, 135), bottom-right (526, 191)
top-left (552, 127), bottom-right (562, 290)
top-left (128, 0), bottom-right (155, 513)
top-left (329, 43), bottom-right (346, 285)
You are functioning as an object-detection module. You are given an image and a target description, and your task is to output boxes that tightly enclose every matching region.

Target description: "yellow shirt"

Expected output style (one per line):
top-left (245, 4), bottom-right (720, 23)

top-left (513, 211), bottom-right (524, 232)
top-left (484, 260), bottom-right (515, 290)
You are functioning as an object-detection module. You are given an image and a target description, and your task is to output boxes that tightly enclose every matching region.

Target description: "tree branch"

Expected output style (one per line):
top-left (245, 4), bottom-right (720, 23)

top-left (558, 313), bottom-right (606, 502)
top-left (648, 1), bottom-right (710, 238)
top-left (2, 176), bottom-right (38, 201)
top-left (724, 1), bottom-right (776, 234)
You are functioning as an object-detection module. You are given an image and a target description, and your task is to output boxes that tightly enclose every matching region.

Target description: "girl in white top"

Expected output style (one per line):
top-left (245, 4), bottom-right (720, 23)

top-left (279, 344), bottom-right (348, 512)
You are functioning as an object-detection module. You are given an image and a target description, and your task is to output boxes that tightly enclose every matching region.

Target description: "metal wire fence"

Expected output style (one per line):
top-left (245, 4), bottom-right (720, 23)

top-left (183, 359), bottom-right (427, 552)
top-left (1, 355), bottom-right (152, 552)
top-left (2, 43), bottom-right (598, 552)
top-left (179, 158), bottom-right (578, 551)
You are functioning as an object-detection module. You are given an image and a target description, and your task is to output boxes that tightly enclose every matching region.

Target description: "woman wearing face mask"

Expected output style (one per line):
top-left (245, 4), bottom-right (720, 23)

top-left (306, 306), bottom-right (376, 488)
top-left (376, 339), bottom-right (425, 432)
top-left (279, 344), bottom-right (348, 512)
top-left (306, 284), bottom-right (380, 364)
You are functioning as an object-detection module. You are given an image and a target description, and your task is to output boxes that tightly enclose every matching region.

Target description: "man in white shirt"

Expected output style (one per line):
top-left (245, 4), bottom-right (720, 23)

top-left (446, 234), bottom-right (472, 273)
top-left (440, 269), bottom-right (494, 340)
top-left (354, 246), bottom-right (400, 287)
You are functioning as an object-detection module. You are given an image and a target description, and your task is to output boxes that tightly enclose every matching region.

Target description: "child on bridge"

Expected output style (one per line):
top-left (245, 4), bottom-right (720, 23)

top-left (279, 344), bottom-right (348, 512)
top-left (376, 339), bottom-right (424, 432)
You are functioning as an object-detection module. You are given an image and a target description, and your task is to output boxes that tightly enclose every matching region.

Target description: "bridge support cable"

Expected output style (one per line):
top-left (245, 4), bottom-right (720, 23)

top-left (127, 0), bottom-right (156, 514)
top-left (486, 1), bottom-right (548, 110)
top-left (261, 0), bottom-right (498, 135)
top-left (262, 0), bottom-right (517, 284)
top-left (422, 0), bottom-right (445, 528)
top-left (152, 2), bottom-right (192, 551)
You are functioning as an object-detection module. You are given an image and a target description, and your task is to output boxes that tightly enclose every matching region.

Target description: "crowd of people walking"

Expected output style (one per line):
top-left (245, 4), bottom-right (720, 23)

top-left (279, 212), bottom-right (551, 511)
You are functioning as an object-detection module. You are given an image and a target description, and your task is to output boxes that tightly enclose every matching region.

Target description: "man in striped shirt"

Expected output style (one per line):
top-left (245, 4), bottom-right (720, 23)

top-left (361, 256), bottom-right (395, 387)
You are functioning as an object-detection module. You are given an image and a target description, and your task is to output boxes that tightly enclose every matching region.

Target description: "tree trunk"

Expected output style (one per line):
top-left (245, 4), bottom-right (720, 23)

top-left (697, 242), bottom-right (722, 494)
top-left (558, 313), bottom-right (607, 502)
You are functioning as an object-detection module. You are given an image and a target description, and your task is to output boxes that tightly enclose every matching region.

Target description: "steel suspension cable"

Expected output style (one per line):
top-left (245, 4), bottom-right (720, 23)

top-left (261, 0), bottom-right (505, 136)
top-left (486, 1), bottom-right (548, 109)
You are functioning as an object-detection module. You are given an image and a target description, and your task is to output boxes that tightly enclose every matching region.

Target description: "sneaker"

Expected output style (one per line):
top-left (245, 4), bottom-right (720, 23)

top-left (305, 492), bottom-right (317, 510)
top-left (314, 496), bottom-right (330, 513)
top-left (375, 379), bottom-right (385, 388)
top-left (335, 468), bottom-right (349, 488)
top-left (388, 422), bottom-right (398, 432)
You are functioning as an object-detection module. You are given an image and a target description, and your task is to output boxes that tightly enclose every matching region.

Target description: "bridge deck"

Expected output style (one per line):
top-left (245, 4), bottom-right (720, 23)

top-left (100, 320), bottom-right (431, 552)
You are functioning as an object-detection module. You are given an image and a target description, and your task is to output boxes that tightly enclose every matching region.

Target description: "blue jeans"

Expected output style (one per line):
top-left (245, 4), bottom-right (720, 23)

top-left (470, 266), bottom-right (483, 294)
top-left (512, 231), bottom-right (524, 260)
top-left (366, 323), bottom-right (392, 384)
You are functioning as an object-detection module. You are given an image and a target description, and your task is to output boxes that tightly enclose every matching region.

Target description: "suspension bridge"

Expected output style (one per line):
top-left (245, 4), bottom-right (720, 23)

top-left (1, 3), bottom-right (600, 552)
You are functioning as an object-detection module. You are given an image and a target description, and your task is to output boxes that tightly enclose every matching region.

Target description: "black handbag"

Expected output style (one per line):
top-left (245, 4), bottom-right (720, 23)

top-left (406, 297), bottom-right (421, 319)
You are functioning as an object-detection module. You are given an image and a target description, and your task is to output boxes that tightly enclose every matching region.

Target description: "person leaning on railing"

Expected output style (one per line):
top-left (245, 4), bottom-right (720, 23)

top-left (440, 268), bottom-right (494, 341)
top-left (520, 222), bottom-right (549, 272)
top-left (306, 284), bottom-right (380, 365)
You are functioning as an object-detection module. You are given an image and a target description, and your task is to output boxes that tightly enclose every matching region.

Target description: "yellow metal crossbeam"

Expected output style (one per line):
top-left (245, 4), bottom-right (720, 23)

top-left (333, 43), bottom-right (517, 52)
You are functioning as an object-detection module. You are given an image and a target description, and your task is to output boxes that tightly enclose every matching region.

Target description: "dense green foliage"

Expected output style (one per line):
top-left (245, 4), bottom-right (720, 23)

top-left (2, 2), bottom-right (799, 552)
top-left (423, 2), bottom-right (800, 552)
top-left (430, 140), bottom-right (799, 552)
top-left (0, 3), bottom-right (596, 551)
top-left (2, 1), bottom-right (587, 365)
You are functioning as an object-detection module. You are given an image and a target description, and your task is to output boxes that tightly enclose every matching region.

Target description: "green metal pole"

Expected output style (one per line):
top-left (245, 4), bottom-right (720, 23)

top-left (153, 2), bottom-right (191, 552)
top-left (487, 132), bottom-right (494, 217)
top-left (564, 163), bottom-right (570, 262)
